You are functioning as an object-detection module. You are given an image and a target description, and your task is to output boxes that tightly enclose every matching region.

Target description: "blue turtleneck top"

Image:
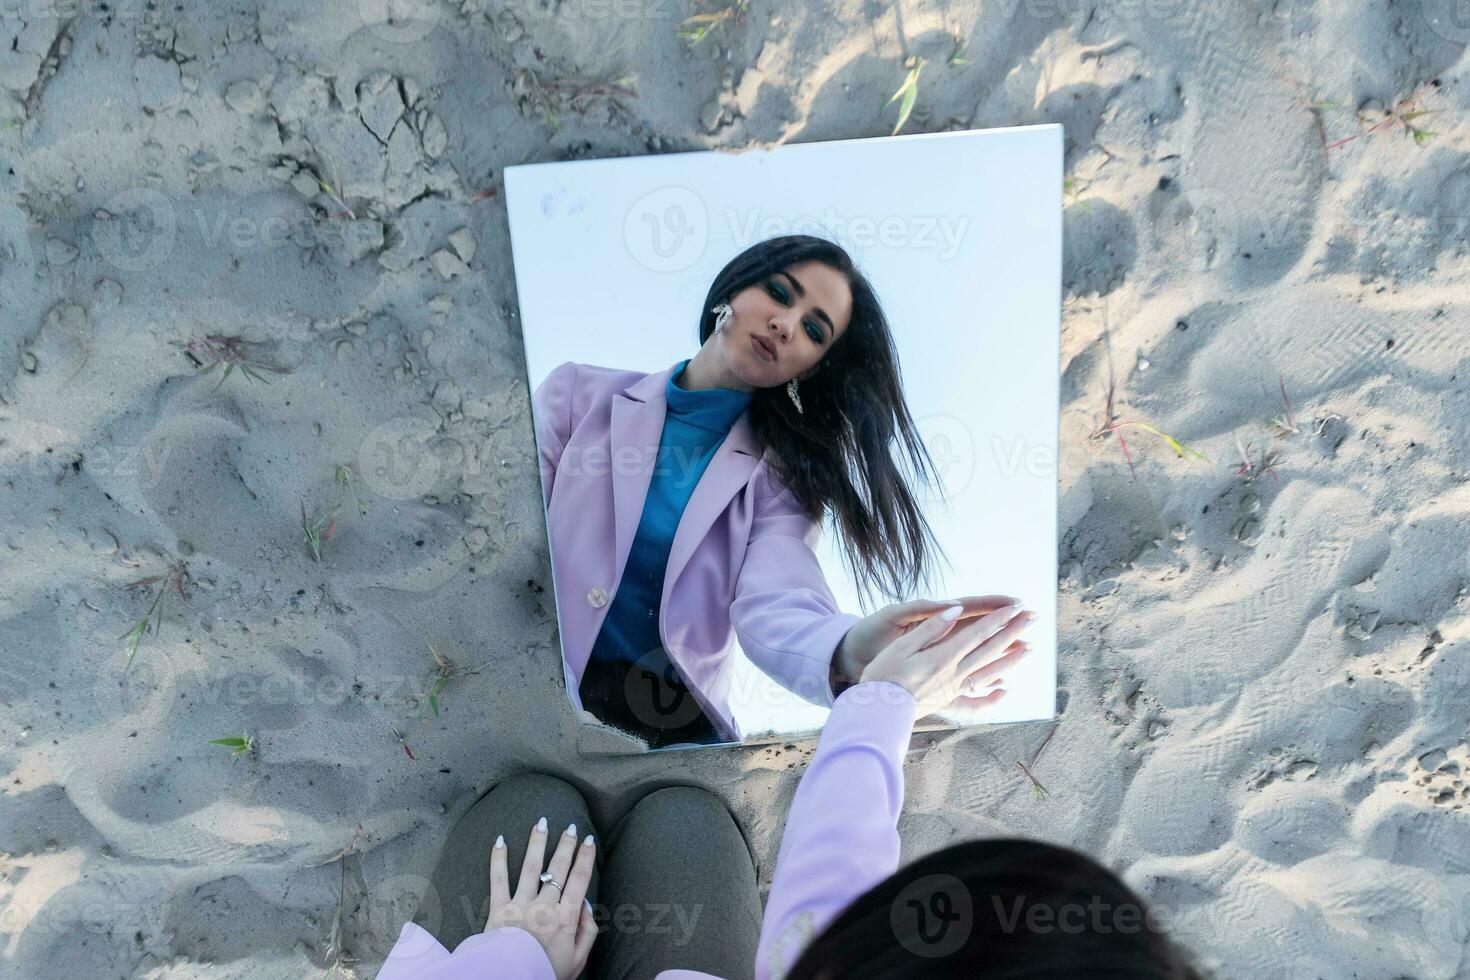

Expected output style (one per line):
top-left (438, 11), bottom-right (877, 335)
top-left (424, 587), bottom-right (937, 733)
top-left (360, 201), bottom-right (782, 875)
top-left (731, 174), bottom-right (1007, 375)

top-left (588, 358), bottom-right (753, 666)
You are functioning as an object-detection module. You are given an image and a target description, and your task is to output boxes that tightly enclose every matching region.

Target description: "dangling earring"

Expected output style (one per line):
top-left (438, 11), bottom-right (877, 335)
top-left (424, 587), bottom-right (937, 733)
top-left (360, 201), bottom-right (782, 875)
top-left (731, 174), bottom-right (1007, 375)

top-left (787, 376), bottom-right (803, 414)
top-left (711, 302), bottom-right (732, 332)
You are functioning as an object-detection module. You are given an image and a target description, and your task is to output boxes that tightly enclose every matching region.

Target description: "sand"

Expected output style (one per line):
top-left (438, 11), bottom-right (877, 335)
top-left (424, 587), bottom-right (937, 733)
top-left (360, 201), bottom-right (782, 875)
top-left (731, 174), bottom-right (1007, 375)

top-left (2, 2), bottom-right (1469, 978)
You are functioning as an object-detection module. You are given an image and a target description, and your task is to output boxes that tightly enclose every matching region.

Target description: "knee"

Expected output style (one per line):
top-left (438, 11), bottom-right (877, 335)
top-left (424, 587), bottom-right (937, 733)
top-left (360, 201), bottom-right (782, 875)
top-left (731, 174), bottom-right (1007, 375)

top-left (631, 785), bottom-right (738, 833)
top-left (476, 772), bottom-right (588, 812)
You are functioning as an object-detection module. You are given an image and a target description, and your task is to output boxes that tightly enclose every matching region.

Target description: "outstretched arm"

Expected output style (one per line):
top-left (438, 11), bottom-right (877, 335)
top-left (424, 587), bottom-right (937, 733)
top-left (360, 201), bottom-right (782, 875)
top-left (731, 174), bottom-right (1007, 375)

top-left (730, 471), bottom-right (862, 709)
top-left (754, 680), bottom-right (918, 980)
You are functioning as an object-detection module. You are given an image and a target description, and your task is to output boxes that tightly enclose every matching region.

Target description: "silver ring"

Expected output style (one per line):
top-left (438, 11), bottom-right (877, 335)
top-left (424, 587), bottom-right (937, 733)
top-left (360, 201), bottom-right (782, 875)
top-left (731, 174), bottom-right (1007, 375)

top-left (539, 871), bottom-right (562, 892)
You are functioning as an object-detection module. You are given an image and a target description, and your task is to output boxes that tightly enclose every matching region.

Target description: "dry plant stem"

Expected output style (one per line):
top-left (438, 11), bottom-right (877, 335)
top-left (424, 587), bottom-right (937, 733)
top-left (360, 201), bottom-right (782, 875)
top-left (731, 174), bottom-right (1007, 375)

top-left (184, 336), bottom-right (291, 392)
top-left (120, 559), bottom-right (189, 668)
top-left (677, 1), bottom-right (746, 45)
top-left (336, 464), bottom-right (369, 517)
top-left (324, 826), bottom-right (365, 977)
top-left (392, 728), bottom-right (416, 761)
top-left (419, 641), bottom-right (488, 718)
top-left (1271, 373), bottom-right (1300, 436)
top-left (1091, 378), bottom-right (1209, 481)
top-left (1324, 81), bottom-right (1443, 152)
top-left (1016, 722), bottom-right (1058, 797)
top-left (301, 498), bottom-right (339, 561)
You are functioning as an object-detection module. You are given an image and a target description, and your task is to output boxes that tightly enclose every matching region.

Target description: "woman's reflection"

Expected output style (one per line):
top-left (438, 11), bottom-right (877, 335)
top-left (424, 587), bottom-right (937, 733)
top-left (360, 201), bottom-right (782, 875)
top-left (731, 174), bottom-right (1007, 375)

top-left (532, 234), bottom-right (955, 748)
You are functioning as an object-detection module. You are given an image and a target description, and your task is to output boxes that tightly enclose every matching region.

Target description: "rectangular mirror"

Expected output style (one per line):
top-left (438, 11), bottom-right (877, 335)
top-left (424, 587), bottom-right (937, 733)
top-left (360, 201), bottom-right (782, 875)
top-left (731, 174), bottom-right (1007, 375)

top-left (505, 124), bottom-right (1061, 753)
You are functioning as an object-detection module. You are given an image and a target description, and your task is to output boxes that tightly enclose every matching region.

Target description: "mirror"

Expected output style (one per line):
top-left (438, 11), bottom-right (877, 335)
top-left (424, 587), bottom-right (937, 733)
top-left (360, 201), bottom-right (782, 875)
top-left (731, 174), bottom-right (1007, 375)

top-left (504, 125), bottom-right (1061, 752)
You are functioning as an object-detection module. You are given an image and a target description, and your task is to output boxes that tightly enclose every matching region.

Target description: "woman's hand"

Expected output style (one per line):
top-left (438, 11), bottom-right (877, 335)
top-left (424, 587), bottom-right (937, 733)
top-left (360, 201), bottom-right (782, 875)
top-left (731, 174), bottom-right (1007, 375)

top-left (831, 595), bottom-right (1021, 695)
top-left (856, 601), bottom-right (1035, 719)
top-left (486, 818), bottom-right (598, 980)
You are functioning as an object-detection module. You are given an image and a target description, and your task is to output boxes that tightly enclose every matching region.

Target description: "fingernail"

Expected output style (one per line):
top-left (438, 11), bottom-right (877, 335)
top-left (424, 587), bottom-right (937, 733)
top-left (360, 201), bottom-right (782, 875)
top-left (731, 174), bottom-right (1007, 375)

top-left (494, 834), bottom-right (505, 849)
top-left (938, 604), bottom-right (963, 621)
top-left (583, 833), bottom-right (595, 847)
top-left (535, 816), bottom-right (547, 832)
top-left (565, 822), bottom-right (577, 838)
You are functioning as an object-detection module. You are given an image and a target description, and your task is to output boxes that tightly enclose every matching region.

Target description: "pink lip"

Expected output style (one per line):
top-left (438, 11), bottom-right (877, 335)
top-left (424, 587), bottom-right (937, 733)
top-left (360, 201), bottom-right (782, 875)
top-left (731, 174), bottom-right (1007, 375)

top-left (752, 335), bottom-right (776, 362)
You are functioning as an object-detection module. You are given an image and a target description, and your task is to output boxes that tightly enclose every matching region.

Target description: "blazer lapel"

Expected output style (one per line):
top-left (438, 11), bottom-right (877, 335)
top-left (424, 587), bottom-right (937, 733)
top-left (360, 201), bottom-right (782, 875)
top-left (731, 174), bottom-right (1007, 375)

top-left (663, 411), bottom-right (759, 603)
top-left (609, 365), bottom-right (675, 573)
top-left (608, 363), bottom-right (762, 600)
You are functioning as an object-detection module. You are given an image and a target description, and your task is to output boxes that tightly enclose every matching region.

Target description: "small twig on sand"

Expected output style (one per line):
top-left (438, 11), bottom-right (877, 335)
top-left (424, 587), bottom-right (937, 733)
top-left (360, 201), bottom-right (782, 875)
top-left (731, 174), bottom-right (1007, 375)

top-left (676, 0), bottom-right (748, 45)
top-left (418, 641), bottom-right (488, 719)
top-left (1015, 722), bottom-right (1058, 798)
top-left (324, 825), bottom-right (366, 977)
top-left (119, 558), bottom-right (190, 668)
top-left (513, 68), bottom-right (638, 133)
top-left (1090, 380), bottom-right (1210, 480)
top-left (392, 727), bottom-right (416, 761)
top-left (1324, 81), bottom-right (1444, 152)
top-left (184, 336), bottom-right (291, 393)
top-left (301, 498), bottom-right (339, 562)
top-left (1234, 433), bottom-right (1282, 483)
top-left (336, 464), bottom-right (369, 517)
top-left (1269, 373), bottom-right (1299, 437)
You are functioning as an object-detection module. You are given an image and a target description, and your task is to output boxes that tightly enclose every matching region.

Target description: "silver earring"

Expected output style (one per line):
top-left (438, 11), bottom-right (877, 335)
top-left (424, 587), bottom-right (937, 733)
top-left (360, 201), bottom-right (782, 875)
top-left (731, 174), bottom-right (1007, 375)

top-left (712, 302), bottom-right (732, 331)
top-left (787, 377), bottom-right (803, 414)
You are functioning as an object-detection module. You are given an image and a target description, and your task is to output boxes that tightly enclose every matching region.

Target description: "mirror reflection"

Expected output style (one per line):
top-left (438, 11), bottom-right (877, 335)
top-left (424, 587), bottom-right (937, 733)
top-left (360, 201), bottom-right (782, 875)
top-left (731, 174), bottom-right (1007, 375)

top-left (505, 126), bottom-right (1061, 751)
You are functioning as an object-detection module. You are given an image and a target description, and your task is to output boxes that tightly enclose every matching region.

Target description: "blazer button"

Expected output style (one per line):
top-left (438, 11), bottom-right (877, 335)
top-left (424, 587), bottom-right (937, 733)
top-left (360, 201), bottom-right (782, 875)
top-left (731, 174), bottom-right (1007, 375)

top-left (587, 587), bottom-right (608, 608)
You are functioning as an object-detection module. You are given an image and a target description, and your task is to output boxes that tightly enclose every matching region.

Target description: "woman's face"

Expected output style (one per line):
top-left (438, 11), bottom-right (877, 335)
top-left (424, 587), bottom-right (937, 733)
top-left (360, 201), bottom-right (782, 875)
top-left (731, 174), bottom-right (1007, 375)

top-left (718, 260), bottom-right (853, 388)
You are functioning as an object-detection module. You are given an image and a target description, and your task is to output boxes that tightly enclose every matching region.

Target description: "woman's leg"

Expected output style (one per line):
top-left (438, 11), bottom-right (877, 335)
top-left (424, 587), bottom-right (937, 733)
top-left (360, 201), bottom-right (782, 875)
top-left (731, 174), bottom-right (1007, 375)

top-left (590, 785), bottom-right (761, 979)
top-left (412, 773), bottom-right (601, 957)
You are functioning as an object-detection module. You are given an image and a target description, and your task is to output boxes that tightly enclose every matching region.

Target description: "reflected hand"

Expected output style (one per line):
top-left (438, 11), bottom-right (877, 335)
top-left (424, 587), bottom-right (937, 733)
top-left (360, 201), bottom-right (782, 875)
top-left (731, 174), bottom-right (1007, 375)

top-left (857, 601), bottom-right (1035, 720)
top-left (831, 595), bottom-right (1021, 696)
top-left (487, 819), bottom-right (598, 980)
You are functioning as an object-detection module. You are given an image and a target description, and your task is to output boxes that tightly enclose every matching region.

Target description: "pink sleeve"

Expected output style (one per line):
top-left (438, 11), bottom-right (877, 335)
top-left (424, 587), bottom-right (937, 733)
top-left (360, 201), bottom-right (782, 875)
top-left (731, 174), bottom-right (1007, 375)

top-left (753, 681), bottom-right (917, 980)
top-left (530, 360), bottom-right (576, 508)
top-left (729, 472), bottom-right (863, 709)
top-left (374, 923), bottom-right (557, 980)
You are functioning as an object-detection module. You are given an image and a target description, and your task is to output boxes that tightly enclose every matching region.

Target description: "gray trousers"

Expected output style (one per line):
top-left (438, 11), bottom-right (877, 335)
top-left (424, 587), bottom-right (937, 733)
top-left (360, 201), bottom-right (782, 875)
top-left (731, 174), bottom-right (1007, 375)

top-left (412, 773), bottom-right (762, 979)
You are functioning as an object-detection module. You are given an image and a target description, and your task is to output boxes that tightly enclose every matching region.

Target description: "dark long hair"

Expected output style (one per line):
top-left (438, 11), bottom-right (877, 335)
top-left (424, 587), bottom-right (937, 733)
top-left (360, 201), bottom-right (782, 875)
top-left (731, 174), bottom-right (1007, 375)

top-left (784, 838), bottom-right (1207, 979)
top-left (700, 235), bottom-right (948, 606)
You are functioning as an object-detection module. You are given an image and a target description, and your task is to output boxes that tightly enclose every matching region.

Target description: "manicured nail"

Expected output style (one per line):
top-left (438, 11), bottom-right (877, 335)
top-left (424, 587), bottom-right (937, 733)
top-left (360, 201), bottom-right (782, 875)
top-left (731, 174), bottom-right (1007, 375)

top-left (583, 834), bottom-right (595, 847)
top-left (494, 834), bottom-right (505, 849)
top-left (535, 816), bottom-right (547, 832)
top-left (938, 604), bottom-right (963, 621)
top-left (564, 822), bottom-right (577, 838)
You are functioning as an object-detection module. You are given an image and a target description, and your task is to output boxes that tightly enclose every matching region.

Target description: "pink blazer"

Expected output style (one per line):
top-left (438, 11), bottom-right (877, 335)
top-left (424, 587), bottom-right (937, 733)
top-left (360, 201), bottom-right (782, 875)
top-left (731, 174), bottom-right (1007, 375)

top-left (531, 359), bottom-right (862, 741)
